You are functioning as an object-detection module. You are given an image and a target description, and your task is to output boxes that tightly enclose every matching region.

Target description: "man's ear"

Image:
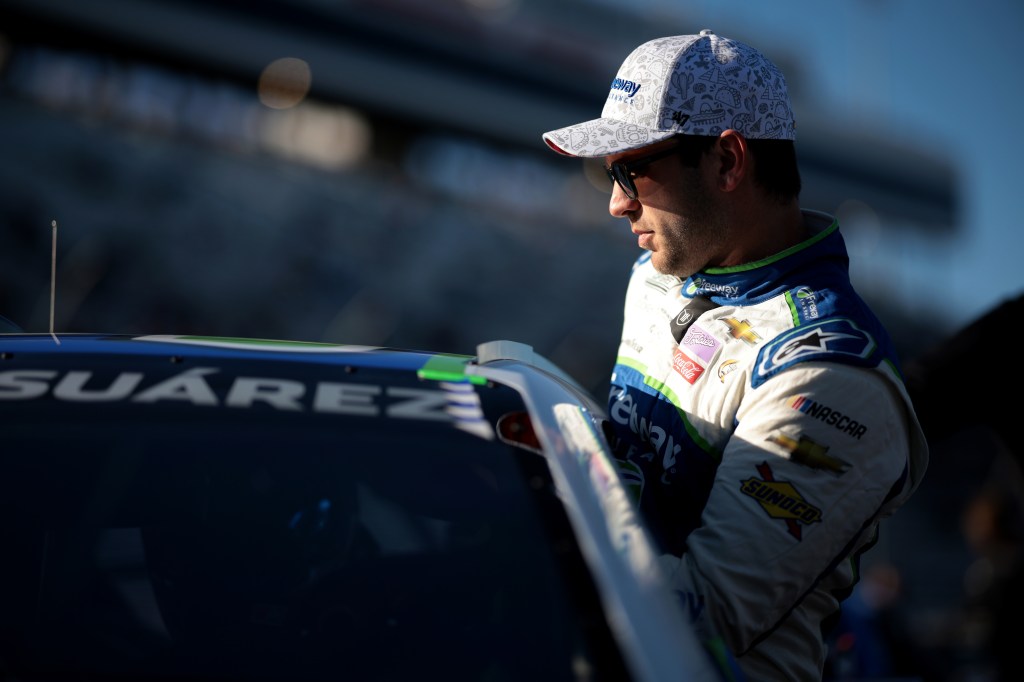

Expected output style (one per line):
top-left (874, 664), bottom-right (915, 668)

top-left (715, 129), bottom-right (748, 193)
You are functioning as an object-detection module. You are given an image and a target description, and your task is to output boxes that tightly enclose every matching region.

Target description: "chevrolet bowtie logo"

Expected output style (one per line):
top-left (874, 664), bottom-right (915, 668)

top-left (722, 317), bottom-right (761, 345)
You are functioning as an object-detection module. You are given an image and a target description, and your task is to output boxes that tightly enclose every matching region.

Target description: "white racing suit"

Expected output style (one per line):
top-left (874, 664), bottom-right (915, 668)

top-left (607, 210), bottom-right (929, 680)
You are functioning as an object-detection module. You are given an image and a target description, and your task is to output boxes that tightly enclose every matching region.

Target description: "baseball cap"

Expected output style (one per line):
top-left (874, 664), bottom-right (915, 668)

top-left (542, 30), bottom-right (795, 158)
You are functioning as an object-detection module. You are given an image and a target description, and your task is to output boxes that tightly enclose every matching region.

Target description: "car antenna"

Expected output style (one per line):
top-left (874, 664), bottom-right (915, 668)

top-left (49, 219), bottom-right (60, 345)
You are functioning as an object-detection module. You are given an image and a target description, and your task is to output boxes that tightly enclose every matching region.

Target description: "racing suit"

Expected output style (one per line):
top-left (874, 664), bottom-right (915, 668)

top-left (606, 210), bottom-right (929, 680)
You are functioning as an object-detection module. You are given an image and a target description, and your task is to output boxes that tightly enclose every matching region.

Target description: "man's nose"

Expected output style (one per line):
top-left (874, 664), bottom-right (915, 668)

top-left (608, 183), bottom-right (638, 217)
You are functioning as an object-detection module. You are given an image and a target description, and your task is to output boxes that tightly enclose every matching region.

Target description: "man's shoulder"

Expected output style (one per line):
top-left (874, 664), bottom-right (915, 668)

top-left (751, 316), bottom-right (883, 387)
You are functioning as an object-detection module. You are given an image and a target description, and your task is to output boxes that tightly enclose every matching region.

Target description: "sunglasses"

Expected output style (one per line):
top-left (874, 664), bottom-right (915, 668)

top-left (604, 141), bottom-right (686, 201)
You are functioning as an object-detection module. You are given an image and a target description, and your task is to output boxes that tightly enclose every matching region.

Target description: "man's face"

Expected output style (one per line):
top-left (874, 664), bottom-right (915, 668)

top-left (605, 140), bottom-right (724, 278)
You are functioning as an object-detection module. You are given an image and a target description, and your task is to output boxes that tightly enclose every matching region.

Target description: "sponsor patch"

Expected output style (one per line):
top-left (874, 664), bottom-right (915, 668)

top-left (722, 317), bottom-right (762, 346)
top-left (768, 432), bottom-right (851, 475)
top-left (686, 277), bottom-right (739, 298)
top-left (740, 461), bottom-right (822, 540)
top-left (669, 295), bottom-right (717, 343)
top-left (681, 324), bottom-right (720, 363)
top-left (754, 318), bottom-right (876, 387)
top-left (671, 348), bottom-right (705, 384)
top-left (623, 337), bottom-right (644, 354)
top-left (794, 286), bottom-right (820, 320)
top-left (717, 359), bottom-right (739, 383)
top-left (789, 395), bottom-right (868, 440)
top-left (645, 272), bottom-right (683, 294)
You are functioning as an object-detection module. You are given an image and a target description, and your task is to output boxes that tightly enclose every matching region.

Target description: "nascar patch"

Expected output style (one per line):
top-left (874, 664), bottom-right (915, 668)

top-left (789, 395), bottom-right (868, 440)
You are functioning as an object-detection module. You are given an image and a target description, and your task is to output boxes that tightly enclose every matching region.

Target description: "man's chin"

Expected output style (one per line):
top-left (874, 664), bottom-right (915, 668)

top-left (648, 254), bottom-right (690, 279)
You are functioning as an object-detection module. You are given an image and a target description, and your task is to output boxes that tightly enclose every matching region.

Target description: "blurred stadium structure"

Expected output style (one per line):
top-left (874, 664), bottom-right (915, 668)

top-left (0, 1), bottom-right (986, 678)
top-left (0, 0), bottom-right (959, 398)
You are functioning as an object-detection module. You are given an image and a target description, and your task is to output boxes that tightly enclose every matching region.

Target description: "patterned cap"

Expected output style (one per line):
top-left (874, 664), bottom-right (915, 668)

top-left (542, 30), bottom-right (795, 157)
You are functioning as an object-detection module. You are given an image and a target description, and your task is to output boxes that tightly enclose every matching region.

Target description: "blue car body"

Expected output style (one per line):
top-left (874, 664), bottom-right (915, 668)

top-left (0, 333), bottom-right (723, 681)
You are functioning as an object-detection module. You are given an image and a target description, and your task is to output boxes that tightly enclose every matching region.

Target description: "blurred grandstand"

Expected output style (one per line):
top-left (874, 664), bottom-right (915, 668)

top-left (0, 0), bottom-right (958, 391)
top-left (0, 7), bottom-right (972, 677)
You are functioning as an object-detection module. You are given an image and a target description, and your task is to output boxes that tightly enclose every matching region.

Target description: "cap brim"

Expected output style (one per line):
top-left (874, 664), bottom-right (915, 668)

top-left (542, 117), bottom-right (678, 158)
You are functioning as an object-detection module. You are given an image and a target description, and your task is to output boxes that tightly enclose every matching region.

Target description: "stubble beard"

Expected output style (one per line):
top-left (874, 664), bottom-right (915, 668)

top-left (648, 172), bottom-right (720, 279)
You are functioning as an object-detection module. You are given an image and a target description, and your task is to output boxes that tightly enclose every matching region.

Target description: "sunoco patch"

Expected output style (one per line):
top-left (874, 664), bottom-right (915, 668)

top-left (740, 461), bottom-right (822, 540)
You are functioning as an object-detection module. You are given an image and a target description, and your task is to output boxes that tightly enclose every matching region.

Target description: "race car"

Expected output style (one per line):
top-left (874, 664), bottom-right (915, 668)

top-left (0, 332), bottom-right (727, 681)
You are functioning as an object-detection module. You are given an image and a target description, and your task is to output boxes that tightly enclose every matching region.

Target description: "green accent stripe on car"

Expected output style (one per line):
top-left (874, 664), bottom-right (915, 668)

top-left (418, 355), bottom-right (487, 385)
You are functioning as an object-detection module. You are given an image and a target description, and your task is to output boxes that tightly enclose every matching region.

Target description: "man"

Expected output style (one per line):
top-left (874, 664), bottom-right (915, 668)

top-left (542, 31), bottom-right (929, 680)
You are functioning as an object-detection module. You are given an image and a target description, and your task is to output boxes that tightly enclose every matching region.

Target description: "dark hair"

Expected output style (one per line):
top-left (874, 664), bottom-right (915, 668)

top-left (674, 134), bottom-right (717, 167)
top-left (675, 135), bottom-right (802, 204)
top-left (747, 138), bottom-right (802, 204)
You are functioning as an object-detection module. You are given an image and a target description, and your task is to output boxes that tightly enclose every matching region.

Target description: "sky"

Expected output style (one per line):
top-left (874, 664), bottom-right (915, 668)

top-left (619, 0), bottom-right (1024, 333)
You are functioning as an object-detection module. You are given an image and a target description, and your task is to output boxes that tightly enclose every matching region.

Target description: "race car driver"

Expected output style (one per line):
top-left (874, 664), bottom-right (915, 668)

top-left (541, 30), bottom-right (929, 680)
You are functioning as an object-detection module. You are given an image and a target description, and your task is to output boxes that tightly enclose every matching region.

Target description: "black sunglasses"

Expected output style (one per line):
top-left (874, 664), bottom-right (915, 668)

top-left (604, 141), bottom-right (686, 201)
